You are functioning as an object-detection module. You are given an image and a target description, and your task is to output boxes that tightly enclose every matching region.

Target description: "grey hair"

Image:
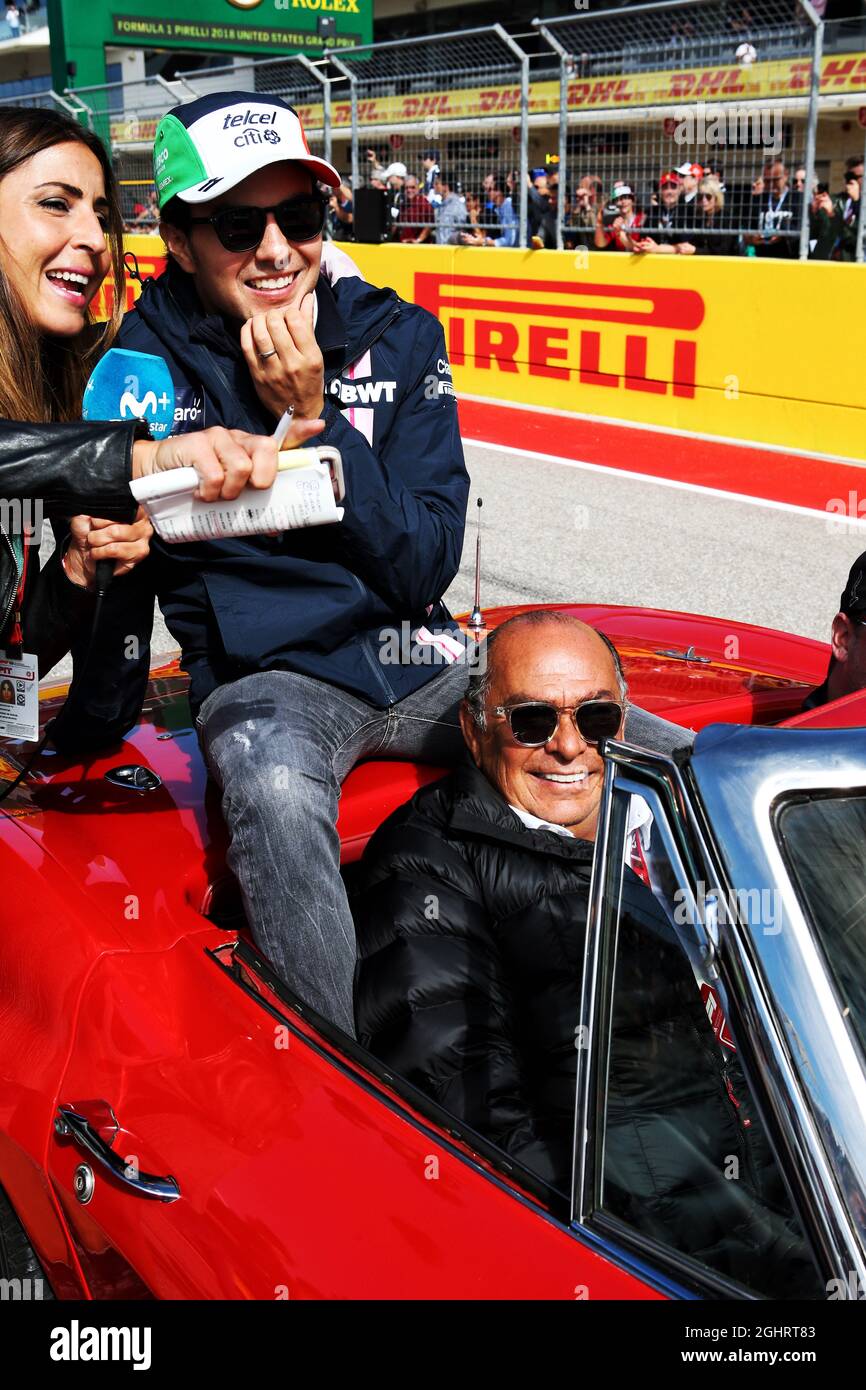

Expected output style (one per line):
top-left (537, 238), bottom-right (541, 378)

top-left (465, 611), bottom-right (628, 730)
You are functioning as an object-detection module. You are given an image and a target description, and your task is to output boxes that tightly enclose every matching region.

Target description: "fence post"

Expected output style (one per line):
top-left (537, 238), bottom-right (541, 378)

top-left (328, 54), bottom-right (358, 194)
top-left (856, 118), bottom-right (866, 264)
top-left (799, 0), bottom-right (824, 261)
top-left (296, 55), bottom-right (332, 169)
top-left (494, 25), bottom-right (529, 247)
top-left (535, 21), bottom-right (570, 251)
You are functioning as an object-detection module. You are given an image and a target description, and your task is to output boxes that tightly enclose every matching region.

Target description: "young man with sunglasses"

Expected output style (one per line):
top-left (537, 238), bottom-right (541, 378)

top-left (116, 93), bottom-right (471, 1037)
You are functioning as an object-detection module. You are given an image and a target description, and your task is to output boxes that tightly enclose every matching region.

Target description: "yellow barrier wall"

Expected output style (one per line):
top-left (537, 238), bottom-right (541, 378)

top-left (119, 237), bottom-right (866, 461)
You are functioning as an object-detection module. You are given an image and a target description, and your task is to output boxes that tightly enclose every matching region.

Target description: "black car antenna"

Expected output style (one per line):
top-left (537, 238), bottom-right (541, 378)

top-left (468, 497), bottom-right (484, 638)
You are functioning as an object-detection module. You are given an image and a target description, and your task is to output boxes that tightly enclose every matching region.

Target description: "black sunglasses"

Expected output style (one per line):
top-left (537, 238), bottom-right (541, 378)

top-left (188, 194), bottom-right (328, 252)
top-left (492, 699), bottom-right (623, 747)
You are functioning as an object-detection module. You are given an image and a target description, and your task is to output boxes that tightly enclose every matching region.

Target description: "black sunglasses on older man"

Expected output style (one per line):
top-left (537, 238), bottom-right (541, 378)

top-left (188, 193), bottom-right (328, 252)
top-left (493, 699), bottom-right (624, 747)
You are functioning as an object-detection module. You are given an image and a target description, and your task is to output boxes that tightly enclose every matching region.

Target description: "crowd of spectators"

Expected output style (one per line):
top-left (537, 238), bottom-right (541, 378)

top-left (328, 146), bottom-right (864, 260)
top-left (119, 143), bottom-right (862, 261)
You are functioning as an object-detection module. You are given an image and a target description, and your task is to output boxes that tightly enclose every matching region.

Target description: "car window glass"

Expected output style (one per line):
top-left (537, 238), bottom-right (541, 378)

top-left (587, 779), bottom-right (822, 1299)
top-left (775, 791), bottom-right (866, 1058)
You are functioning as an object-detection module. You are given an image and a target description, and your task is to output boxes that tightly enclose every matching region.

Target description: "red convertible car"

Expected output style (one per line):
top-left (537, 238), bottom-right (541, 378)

top-left (0, 602), bottom-right (864, 1301)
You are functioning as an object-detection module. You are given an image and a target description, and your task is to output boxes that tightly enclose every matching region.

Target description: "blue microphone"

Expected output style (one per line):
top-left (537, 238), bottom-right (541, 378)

top-left (83, 349), bottom-right (176, 440)
top-left (83, 350), bottom-right (176, 595)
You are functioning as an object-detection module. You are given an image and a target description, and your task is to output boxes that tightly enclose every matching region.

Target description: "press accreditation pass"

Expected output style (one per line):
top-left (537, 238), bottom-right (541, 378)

top-left (0, 651), bottom-right (39, 741)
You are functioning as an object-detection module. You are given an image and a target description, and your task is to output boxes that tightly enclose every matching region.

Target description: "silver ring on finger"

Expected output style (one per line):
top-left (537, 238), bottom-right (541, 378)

top-left (258, 348), bottom-right (278, 360)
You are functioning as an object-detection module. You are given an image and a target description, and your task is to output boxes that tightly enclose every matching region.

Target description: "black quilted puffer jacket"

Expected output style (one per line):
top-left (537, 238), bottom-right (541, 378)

top-left (353, 759), bottom-right (817, 1295)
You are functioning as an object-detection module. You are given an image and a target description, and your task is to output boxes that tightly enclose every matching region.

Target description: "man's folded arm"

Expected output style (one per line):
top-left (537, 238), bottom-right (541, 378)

top-left (317, 316), bottom-right (469, 613)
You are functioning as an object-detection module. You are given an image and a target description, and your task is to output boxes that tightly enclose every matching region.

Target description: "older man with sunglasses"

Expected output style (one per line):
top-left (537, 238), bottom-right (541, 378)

top-left (352, 611), bottom-right (794, 1240)
top-left (116, 92), bottom-right (471, 1036)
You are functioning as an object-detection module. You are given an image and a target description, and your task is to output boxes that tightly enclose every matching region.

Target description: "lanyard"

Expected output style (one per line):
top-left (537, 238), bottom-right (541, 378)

top-left (6, 529), bottom-right (30, 653)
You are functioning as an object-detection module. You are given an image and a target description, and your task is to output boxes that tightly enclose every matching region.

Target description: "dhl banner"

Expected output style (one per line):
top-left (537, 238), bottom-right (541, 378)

top-left (118, 235), bottom-right (865, 461)
top-left (108, 53), bottom-right (866, 144)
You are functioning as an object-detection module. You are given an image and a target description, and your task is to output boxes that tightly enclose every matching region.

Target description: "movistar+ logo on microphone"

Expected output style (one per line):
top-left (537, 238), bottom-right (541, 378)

top-left (119, 376), bottom-right (172, 422)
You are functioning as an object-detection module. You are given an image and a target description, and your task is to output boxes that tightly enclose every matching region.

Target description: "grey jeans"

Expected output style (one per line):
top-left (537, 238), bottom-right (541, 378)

top-left (197, 664), bottom-right (694, 1039)
top-left (196, 660), bottom-right (472, 1036)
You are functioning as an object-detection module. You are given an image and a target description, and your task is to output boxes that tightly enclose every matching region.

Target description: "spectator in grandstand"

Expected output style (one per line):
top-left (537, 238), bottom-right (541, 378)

top-left (834, 171), bottom-right (861, 260)
top-left (482, 171), bottom-right (496, 214)
top-left (459, 179), bottom-right (518, 248)
top-left (634, 172), bottom-right (691, 253)
top-left (679, 178), bottom-right (737, 256)
top-left (139, 189), bottom-right (159, 225)
top-left (528, 168), bottom-right (556, 249)
top-left (397, 174), bottom-right (433, 244)
top-left (675, 162), bottom-right (703, 213)
top-left (565, 175), bottom-right (602, 249)
top-left (433, 171), bottom-right (466, 245)
top-left (328, 181), bottom-right (354, 242)
top-left (811, 171), bottom-right (860, 261)
top-left (594, 182), bottom-right (644, 252)
top-left (465, 190), bottom-right (482, 229)
top-left (364, 147), bottom-right (388, 183)
top-left (747, 160), bottom-right (801, 258)
top-left (422, 150), bottom-right (441, 206)
top-left (383, 162), bottom-right (407, 242)
top-left (4, 5), bottom-right (19, 39)
top-left (802, 550), bottom-right (866, 712)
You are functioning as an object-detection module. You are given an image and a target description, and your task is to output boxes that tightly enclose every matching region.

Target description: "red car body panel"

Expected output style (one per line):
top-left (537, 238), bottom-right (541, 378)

top-left (0, 602), bottom-right (849, 1299)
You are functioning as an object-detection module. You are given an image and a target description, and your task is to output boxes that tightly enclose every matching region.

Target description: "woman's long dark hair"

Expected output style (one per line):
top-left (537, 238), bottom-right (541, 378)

top-left (0, 106), bottom-right (126, 422)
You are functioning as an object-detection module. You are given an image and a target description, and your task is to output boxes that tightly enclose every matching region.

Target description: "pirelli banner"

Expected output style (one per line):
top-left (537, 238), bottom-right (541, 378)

top-left (347, 246), bottom-right (865, 462)
top-left (117, 236), bottom-right (865, 462)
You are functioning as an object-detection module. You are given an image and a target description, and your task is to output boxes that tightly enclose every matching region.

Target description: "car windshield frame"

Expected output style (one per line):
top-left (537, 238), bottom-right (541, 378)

top-left (574, 742), bottom-right (827, 1297)
top-left (774, 789), bottom-right (866, 1062)
top-left (685, 723), bottom-right (866, 1289)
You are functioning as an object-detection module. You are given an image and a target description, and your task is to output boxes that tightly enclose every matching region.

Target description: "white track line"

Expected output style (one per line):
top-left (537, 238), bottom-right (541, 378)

top-left (461, 393), bottom-right (866, 469)
top-left (462, 437), bottom-right (866, 531)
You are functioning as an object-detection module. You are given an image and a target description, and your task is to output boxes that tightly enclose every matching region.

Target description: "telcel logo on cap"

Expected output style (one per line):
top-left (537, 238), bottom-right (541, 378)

top-left (154, 91), bottom-right (340, 208)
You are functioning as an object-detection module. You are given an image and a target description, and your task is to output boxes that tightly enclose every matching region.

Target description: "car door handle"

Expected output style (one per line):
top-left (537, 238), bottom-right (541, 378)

top-left (54, 1105), bottom-right (181, 1203)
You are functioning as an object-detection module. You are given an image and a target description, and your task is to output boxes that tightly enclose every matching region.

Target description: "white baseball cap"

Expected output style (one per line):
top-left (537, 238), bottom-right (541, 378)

top-left (154, 91), bottom-right (340, 208)
top-left (612, 182), bottom-right (633, 199)
top-left (383, 162), bottom-right (408, 180)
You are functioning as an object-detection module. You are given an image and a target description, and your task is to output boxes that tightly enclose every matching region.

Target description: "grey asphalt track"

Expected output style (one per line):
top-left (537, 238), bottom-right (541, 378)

top-left (42, 438), bottom-right (860, 685)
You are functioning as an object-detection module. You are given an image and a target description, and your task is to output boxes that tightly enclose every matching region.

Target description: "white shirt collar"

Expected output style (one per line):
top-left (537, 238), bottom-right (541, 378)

top-left (508, 793), bottom-right (653, 846)
top-left (508, 804), bottom-right (574, 838)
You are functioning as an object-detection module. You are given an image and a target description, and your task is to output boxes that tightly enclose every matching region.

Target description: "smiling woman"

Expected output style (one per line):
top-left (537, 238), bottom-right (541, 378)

top-left (0, 108), bottom-right (127, 423)
top-left (0, 107), bottom-right (285, 718)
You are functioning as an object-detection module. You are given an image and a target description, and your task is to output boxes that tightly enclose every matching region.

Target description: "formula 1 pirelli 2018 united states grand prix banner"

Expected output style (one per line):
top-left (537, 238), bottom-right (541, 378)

top-left (112, 238), bottom-right (865, 464)
top-left (47, 0), bottom-right (372, 92)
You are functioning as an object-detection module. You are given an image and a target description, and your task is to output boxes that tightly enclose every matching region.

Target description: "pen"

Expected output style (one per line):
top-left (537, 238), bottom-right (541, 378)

top-left (273, 405), bottom-right (295, 449)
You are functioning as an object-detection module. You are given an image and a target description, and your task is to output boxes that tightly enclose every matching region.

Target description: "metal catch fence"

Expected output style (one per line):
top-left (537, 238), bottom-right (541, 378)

top-left (17, 1), bottom-right (865, 261)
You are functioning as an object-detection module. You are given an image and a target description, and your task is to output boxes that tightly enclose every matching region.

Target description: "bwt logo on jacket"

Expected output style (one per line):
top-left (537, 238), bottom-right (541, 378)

top-left (413, 271), bottom-right (705, 399)
top-left (329, 377), bottom-right (397, 405)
